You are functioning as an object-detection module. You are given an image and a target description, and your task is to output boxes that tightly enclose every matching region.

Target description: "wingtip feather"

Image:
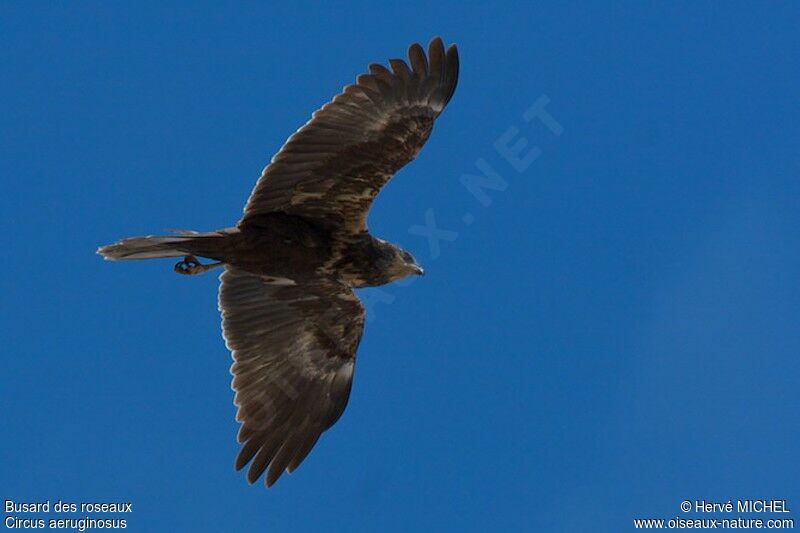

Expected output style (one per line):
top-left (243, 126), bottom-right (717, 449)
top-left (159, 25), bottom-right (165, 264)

top-left (408, 42), bottom-right (428, 77)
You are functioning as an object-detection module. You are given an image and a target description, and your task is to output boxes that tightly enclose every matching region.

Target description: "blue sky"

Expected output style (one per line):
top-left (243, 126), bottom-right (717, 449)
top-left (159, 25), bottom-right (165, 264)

top-left (2, 2), bottom-right (799, 531)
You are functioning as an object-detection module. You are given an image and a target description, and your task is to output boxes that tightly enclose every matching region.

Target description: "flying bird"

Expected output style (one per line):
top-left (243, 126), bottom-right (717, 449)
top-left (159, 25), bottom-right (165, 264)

top-left (98, 37), bottom-right (459, 486)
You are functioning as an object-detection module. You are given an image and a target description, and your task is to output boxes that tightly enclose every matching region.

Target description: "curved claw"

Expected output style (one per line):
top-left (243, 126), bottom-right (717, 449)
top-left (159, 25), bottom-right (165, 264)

top-left (174, 255), bottom-right (222, 275)
top-left (174, 255), bottom-right (201, 275)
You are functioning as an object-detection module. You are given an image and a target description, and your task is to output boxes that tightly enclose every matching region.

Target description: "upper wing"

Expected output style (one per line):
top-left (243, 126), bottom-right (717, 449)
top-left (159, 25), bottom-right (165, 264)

top-left (218, 267), bottom-right (365, 486)
top-left (240, 37), bottom-right (459, 234)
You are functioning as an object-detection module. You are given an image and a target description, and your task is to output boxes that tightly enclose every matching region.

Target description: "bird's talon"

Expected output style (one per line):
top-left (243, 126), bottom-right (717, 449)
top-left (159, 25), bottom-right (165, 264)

top-left (175, 255), bottom-right (201, 275)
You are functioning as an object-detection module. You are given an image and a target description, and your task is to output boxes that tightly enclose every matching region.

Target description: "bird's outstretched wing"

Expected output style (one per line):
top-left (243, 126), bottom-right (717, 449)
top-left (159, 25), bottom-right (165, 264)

top-left (240, 37), bottom-right (459, 234)
top-left (218, 267), bottom-right (365, 486)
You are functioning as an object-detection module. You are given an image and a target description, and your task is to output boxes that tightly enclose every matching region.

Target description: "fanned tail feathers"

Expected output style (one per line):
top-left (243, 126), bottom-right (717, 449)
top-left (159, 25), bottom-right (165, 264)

top-left (98, 233), bottom-right (199, 260)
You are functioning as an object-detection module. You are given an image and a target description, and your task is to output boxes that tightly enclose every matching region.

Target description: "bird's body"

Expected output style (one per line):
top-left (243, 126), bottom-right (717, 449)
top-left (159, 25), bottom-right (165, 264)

top-left (98, 37), bottom-right (458, 486)
top-left (132, 214), bottom-right (414, 287)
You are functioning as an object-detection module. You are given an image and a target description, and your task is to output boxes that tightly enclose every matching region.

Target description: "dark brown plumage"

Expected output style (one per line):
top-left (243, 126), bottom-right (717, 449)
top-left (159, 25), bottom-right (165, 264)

top-left (97, 37), bottom-right (459, 486)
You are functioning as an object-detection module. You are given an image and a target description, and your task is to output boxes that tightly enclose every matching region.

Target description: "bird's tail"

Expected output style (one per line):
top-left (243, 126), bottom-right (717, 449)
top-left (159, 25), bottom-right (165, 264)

top-left (97, 231), bottom-right (223, 260)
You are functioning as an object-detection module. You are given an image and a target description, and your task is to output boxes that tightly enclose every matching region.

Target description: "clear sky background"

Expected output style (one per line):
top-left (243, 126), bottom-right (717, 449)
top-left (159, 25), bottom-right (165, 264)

top-left (2, 2), bottom-right (799, 531)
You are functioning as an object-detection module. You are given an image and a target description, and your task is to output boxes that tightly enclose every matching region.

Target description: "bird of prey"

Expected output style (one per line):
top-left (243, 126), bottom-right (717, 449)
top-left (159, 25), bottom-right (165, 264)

top-left (98, 37), bottom-right (458, 487)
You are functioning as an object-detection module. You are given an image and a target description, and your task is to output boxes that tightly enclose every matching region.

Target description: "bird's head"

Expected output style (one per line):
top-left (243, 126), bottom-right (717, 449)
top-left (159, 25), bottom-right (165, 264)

top-left (375, 240), bottom-right (424, 282)
top-left (396, 247), bottom-right (425, 278)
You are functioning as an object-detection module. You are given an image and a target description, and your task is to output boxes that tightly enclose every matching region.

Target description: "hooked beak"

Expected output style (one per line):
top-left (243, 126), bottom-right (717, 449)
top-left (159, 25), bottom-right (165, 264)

top-left (412, 264), bottom-right (425, 276)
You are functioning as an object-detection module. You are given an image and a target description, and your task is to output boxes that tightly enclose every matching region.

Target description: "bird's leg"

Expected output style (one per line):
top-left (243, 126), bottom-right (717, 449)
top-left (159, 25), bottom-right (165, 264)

top-left (174, 255), bottom-right (222, 275)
